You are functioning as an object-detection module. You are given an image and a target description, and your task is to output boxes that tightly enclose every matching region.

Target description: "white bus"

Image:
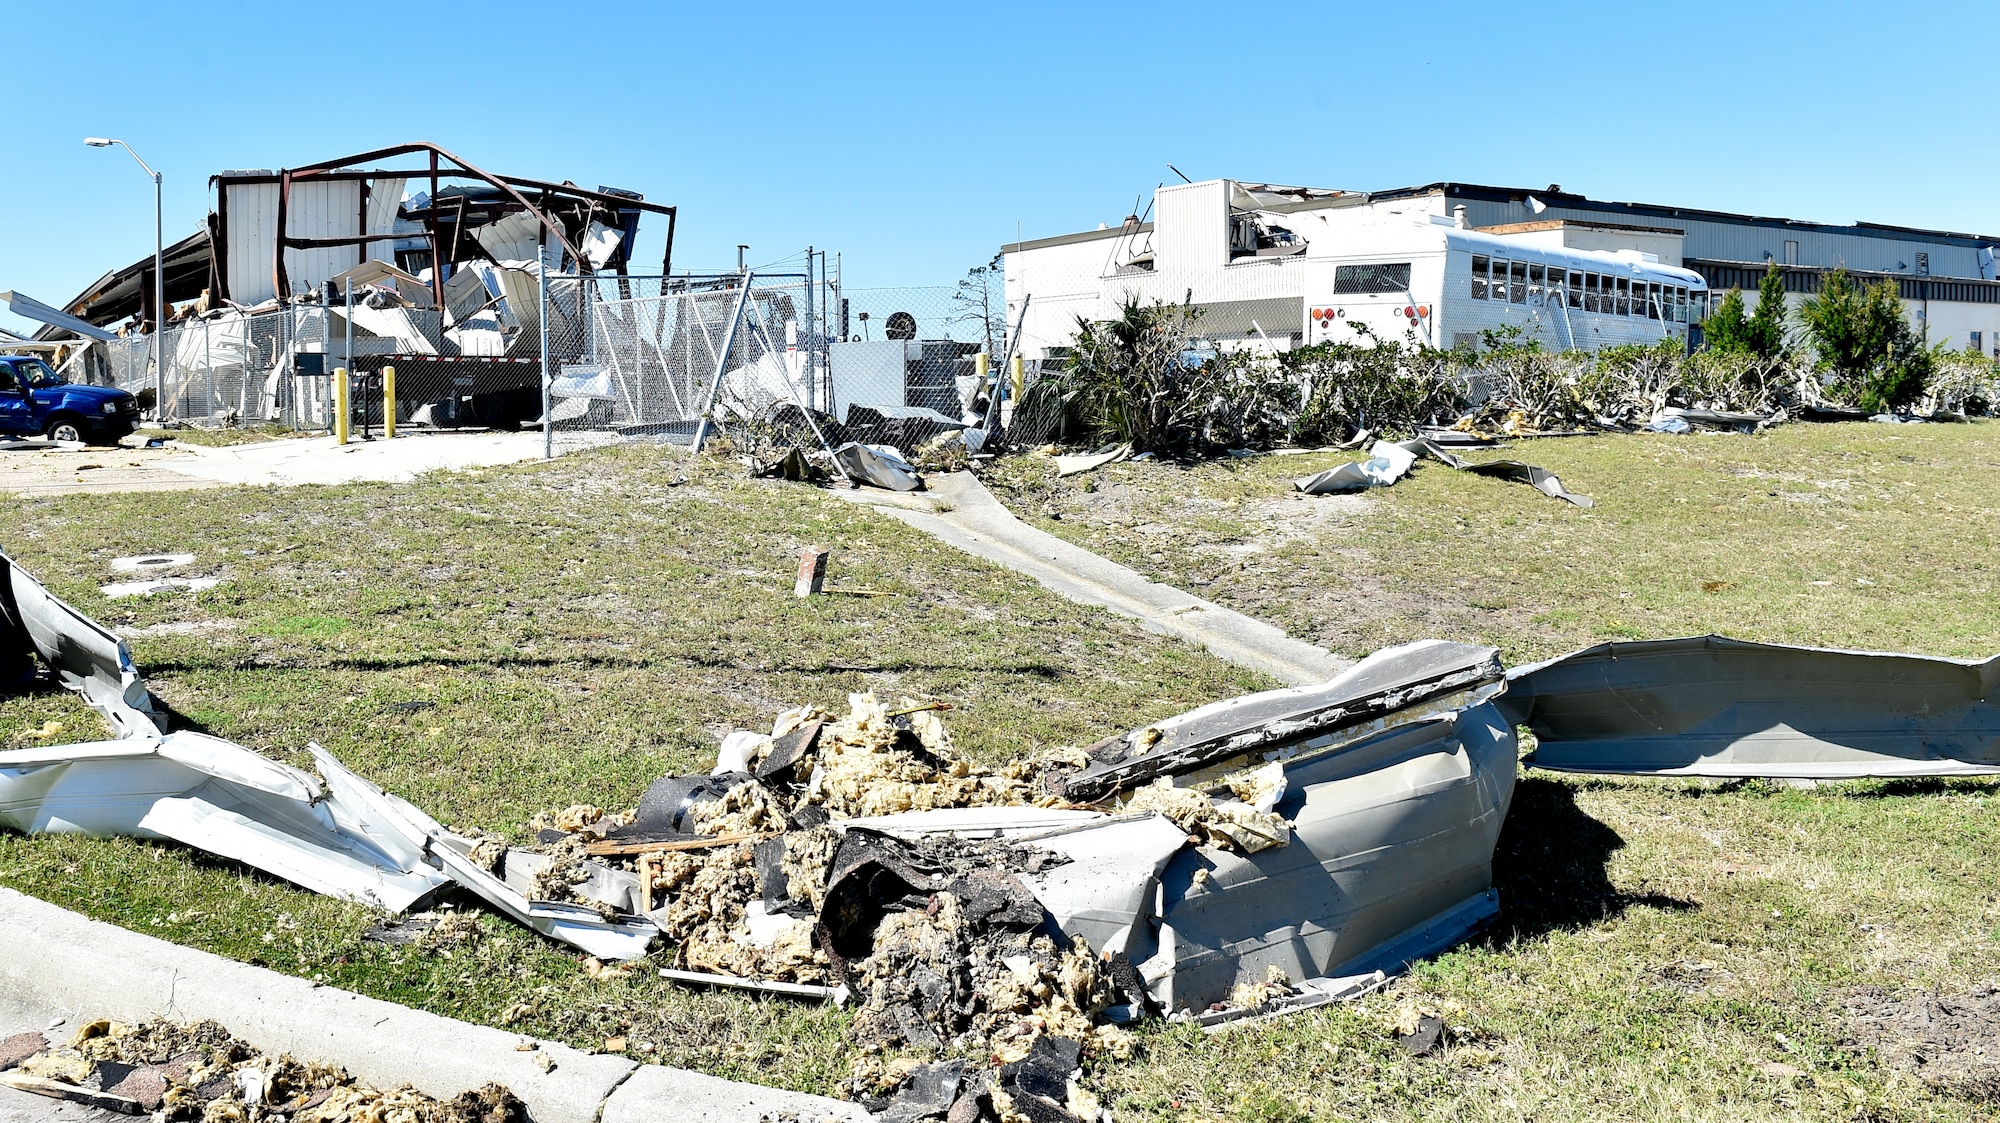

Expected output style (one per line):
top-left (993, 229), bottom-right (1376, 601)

top-left (1303, 224), bottom-right (1707, 352)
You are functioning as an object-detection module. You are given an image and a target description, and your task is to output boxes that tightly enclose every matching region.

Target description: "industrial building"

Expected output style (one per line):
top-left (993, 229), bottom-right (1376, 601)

top-left (1002, 179), bottom-right (2000, 360)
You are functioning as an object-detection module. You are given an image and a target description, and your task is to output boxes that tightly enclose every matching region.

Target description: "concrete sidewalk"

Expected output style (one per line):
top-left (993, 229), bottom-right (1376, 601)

top-left (840, 471), bottom-right (1349, 686)
top-left (0, 888), bottom-right (865, 1123)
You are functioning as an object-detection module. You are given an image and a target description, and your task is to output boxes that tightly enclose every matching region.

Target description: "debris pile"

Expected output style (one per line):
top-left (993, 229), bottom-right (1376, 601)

top-left (0, 1017), bottom-right (524, 1123)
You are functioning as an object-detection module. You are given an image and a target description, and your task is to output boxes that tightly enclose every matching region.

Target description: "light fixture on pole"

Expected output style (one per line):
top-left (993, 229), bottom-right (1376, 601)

top-left (85, 137), bottom-right (166, 422)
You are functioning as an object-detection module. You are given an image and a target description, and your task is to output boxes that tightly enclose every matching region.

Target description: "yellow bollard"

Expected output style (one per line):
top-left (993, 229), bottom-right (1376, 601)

top-left (382, 365), bottom-right (396, 440)
top-left (334, 367), bottom-right (350, 445)
top-left (1010, 355), bottom-right (1024, 400)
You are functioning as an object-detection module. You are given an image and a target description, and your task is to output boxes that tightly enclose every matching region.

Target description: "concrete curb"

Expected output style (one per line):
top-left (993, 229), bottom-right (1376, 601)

top-left (842, 471), bottom-right (1349, 686)
top-left (0, 888), bottom-right (866, 1123)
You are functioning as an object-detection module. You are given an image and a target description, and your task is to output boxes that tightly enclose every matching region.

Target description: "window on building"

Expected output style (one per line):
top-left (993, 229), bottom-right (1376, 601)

top-left (1334, 263), bottom-right (1413, 293)
top-left (1510, 261), bottom-right (1528, 303)
top-left (1973, 331), bottom-right (1984, 354)
top-left (1471, 255), bottom-right (1488, 300)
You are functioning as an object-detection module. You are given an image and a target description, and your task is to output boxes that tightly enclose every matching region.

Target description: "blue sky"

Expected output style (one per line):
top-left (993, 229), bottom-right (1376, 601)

top-left (5, 1), bottom-right (1997, 336)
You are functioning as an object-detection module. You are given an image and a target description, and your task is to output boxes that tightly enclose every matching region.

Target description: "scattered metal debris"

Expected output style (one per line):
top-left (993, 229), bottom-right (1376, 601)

top-left (1505, 635), bottom-right (2000, 778)
top-left (2, 548), bottom-right (167, 737)
top-left (1293, 437), bottom-right (1594, 507)
top-left (833, 442), bottom-right (923, 492)
top-left (1053, 444), bottom-right (1132, 478)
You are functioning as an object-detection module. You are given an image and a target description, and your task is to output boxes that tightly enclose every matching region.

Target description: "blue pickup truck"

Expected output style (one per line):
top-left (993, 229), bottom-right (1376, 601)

top-left (0, 355), bottom-right (140, 444)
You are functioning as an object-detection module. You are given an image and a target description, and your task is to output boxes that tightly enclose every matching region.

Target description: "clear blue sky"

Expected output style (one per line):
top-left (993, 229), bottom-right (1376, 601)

top-left (6, 1), bottom-right (1998, 336)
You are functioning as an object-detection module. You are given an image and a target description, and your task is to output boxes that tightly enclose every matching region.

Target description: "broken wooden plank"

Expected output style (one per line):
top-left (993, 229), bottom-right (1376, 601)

top-left (0, 1072), bottom-right (144, 1114)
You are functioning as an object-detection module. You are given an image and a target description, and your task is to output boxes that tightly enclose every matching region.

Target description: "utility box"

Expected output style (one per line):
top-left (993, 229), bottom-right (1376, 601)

top-left (828, 339), bottom-right (916, 413)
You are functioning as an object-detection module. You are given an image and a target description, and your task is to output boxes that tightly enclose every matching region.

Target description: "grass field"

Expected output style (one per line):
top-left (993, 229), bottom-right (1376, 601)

top-left (4, 425), bottom-right (1999, 1120)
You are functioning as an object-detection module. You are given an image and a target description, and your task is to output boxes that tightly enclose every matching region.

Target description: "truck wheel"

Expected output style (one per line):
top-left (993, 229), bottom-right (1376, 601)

top-left (43, 415), bottom-right (85, 443)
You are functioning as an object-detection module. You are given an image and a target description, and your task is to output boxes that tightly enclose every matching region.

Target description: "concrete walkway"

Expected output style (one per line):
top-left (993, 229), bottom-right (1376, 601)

top-left (0, 888), bottom-right (864, 1123)
top-left (840, 471), bottom-right (1349, 686)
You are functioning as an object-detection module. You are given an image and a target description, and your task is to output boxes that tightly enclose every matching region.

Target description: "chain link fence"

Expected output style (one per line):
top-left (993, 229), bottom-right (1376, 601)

top-left (64, 263), bottom-right (1016, 453)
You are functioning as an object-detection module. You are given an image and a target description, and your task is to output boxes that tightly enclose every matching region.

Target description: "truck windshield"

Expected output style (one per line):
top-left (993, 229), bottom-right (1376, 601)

top-left (17, 359), bottom-right (64, 388)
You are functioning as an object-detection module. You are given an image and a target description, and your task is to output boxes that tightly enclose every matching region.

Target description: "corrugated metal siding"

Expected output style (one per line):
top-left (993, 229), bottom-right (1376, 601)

top-left (282, 181), bottom-right (362, 297)
top-left (224, 182), bottom-right (280, 305)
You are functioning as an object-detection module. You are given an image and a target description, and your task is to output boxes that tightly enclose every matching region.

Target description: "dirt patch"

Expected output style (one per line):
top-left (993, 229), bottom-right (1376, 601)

top-left (1, 445), bottom-right (221, 497)
top-left (1843, 983), bottom-right (2000, 1096)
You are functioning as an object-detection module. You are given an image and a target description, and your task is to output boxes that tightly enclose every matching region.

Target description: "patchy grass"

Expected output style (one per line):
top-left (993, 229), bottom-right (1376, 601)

top-left (984, 421), bottom-right (2000, 664)
top-left (5, 427), bottom-right (2000, 1120)
top-left (0, 445), bottom-right (1263, 1096)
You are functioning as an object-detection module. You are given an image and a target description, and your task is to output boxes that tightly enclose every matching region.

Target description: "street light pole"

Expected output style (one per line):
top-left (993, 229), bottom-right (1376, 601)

top-left (85, 138), bottom-right (166, 422)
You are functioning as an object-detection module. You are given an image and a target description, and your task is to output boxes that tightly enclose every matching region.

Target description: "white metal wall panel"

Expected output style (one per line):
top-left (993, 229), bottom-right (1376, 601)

top-left (224, 182), bottom-right (280, 305)
top-left (362, 177), bottom-right (405, 267)
top-left (282, 181), bottom-right (362, 297)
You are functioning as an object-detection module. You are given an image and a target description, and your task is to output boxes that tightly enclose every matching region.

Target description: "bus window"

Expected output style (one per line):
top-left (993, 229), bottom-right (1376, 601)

top-left (1548, 267), bottom-right (1566, 303)
top-left (1528, 263), bottom-right (1544, 299)
top-left (1583, 274), bottom-right (1599, 313)
top-left (1510, 261), bottom-right (1527, 303)
top-left (1471, 255), bottom-right (1488, 300)
top-left (1648, 283), bottom-right (1663, 319)
top-left (1566, 270), bottom-right (1583, 309)
top-left (1615, 278), bottom-right (1630, 316)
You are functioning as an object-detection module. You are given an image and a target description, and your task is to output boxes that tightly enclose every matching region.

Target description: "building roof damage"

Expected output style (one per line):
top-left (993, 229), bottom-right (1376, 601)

top-left (9, 544), bottom-right (2000, 1119)
top-left (24, 142), bottom-right (675, 340)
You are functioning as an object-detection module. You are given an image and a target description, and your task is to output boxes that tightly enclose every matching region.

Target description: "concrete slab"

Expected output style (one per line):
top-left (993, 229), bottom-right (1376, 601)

top-left (1, 445), bottom-right (221, 498)
top-left (153, 432), bottom-right (619, 487)
top-left (840, 471), bottom-right (1349, 686)
top-left (0, 888), bottom-right (864, 1123)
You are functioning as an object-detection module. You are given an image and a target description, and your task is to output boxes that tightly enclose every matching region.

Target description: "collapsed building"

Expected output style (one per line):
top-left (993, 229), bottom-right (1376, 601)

top-left (6, 143), bottom-right (676, 428)
top-left (7, 544), bottom-right (2000, 1119)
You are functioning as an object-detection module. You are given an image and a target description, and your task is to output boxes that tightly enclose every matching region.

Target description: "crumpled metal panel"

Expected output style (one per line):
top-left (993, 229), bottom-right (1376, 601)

top-left (1063, 639), bottom-right (1506, 802)
top-left (1137, 703), bottom-right (1517, 1013)
top-left (311, 746), bottom-right (660, 960)
top-left (1504, 635), bottom-right (2000, 778)
top-left (0, 733), bottom-right (450, 912)
top-left (1, 550), bottom-right (166, 738)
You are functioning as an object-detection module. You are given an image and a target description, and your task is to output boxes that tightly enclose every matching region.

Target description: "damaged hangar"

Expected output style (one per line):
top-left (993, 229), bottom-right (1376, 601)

top-left (40, 143), bottom-right (675, 426)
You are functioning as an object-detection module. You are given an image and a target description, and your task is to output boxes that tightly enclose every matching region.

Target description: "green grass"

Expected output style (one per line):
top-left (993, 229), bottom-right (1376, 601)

top-left (6, 427), bottom-right (2000, 1120)
top-left (0, 444), bottom-right (1264, 1097)
top-left (984, 421), bottom-right (2000, 664)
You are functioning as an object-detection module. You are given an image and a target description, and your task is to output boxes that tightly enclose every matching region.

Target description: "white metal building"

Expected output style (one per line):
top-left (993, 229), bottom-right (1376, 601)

top-left (1004, 179), bottom-right (2000, 360)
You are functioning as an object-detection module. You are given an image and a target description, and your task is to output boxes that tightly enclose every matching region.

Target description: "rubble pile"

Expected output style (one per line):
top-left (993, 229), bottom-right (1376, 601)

top-left (511, 692), bottom-right (1283, 1120)
top-left (0, 1017), bottom-right (524, 1123)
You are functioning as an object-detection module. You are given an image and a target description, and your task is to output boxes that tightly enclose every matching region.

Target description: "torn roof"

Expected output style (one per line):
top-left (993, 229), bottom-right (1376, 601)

top-left (40, 142), bottom-right (678, 338)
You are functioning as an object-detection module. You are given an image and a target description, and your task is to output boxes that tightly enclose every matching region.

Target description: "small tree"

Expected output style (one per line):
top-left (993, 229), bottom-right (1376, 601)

top-left (1798, 268), bottom-right (1928, 412)
top-left (1744, 262), bottom-right (1789, 359)
top-left (949, 253), bottom-right (1007, 358)
top-left (1701, 289), bottom-right (1752, 353)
